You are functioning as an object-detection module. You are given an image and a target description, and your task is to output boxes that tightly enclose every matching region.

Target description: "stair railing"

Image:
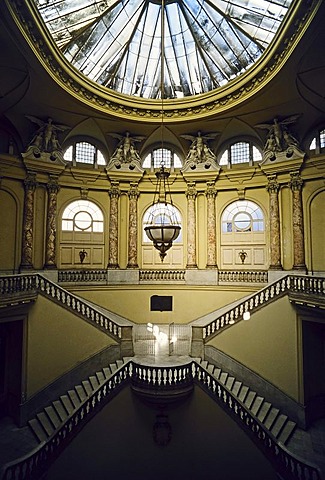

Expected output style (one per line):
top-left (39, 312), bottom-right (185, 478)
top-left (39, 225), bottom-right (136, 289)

top-left (202, 275), bottom-right (325, 340)
top-left (0, 360), bottom-right (321, 480)
top-left (194, 362), bottom-right (322, 480)
top-left (0, 274), bottom-right (123, 341)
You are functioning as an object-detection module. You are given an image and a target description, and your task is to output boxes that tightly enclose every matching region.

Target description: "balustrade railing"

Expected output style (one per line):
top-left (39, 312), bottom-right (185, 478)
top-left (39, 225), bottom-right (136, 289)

top-left (58, 269), bottom-right (107, 283)
top-left (1, 274), bottom-right (122, 341)
top-left (194, 363), bottom-right (321, 480)
top-left (218, 270), bottom-right (268, 283)
top-left (0, 360), bottom-right (320, 480)
top-left (139, 270), bottom-right (186, 282)
top-left (203, 275), bottom-right (325, 340)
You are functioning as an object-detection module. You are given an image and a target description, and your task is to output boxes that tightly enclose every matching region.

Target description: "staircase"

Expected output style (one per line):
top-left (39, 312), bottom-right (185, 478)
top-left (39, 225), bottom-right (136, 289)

top-left (195, 357), bottom-right (296, 445)
top-left (28, 359), bottom-right (127, 443)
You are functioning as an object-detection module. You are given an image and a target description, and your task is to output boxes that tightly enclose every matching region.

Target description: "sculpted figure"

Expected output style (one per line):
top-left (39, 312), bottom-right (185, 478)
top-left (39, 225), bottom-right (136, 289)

top-left (108, 131), bottom-right (144, 165)
top-left (26, 116), bottom-right (69, 153)
top-left (181, 131), bottom-right (219, 168)
top-left (256, 115), bottom-right (301, 155)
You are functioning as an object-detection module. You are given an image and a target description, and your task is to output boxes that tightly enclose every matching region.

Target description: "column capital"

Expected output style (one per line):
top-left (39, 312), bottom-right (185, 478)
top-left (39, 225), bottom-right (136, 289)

top-left (128, 182), bottom-right (140, 199)
top-left (47, 176), bottom-right (60, 194)
top-left (24, 173), bottom-right (37, 191)
top-left (205, 181), bottom-right (217, 198)
top-left (289, 171), bottom-right (303, 191)
top-left (266, 175), bottom-right (280, 194)
top-left (109, 181), bottom-right (120, 198)
top-left (186, 181), bottom-right (197, 199)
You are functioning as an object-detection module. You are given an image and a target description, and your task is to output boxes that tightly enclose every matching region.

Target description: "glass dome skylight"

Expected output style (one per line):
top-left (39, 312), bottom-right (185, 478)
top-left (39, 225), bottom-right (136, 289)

top-left (34, 0), bottom-right (294, 99)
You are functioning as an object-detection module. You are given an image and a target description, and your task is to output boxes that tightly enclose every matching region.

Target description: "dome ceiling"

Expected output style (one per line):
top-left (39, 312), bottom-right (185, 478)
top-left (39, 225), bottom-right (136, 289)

top-left (33, 0), bottom-right (295, 100)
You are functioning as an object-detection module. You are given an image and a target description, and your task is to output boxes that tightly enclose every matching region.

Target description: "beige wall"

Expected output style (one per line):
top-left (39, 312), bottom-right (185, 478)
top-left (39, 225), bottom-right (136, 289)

top-left (26, 295), bottom-right (116, 397)
top-left (70, 285), bottom-right (255, 324)
top-left (207, 296), bottom-right (300, 401)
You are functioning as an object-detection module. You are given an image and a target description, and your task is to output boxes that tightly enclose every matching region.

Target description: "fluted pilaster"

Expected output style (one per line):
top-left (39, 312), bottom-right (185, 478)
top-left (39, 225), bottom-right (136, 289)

top-left (186, 182), bottom-right (197, 268)
top-left (289, 171), bottom-right (306, 271)
top-left (108, 181), bottom-right (120, 268)
top-left (266, 175), bottom-right (282, 270)
top-left (127, 182), bottom-right (139, 268)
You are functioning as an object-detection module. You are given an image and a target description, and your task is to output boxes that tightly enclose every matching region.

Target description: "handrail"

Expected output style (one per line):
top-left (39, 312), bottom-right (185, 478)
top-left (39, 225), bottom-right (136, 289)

top-left (194, 363), bottom-right (322, 480)
top-left (0, 274), bottom-right (122, 340)
top-left (203, 275), bottom-right (325, 340)
top-left (0, 360), bottom-right (321, 480)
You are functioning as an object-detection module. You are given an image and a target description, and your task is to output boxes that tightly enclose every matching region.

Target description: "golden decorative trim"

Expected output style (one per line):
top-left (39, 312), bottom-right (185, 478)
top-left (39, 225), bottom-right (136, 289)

top-left (6, 0), bottom-right (321, 122)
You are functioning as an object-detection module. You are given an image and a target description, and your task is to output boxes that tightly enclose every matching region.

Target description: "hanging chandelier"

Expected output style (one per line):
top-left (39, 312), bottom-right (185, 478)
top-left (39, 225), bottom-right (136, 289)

top-left (144, 0), bottom-right (181, 262)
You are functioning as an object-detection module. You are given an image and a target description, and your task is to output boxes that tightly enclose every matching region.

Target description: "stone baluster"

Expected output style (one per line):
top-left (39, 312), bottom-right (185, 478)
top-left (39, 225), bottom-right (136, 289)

top-left (186, 182), bottom-right (197, 268)
top-left (20, 173), bottom-right (37, 270)
top-left (206, 181), bottom-right (218, 268)
top-left (289, 171), bottom-right (306, 271)
top-left (127, 182), bottom-right (139, 268)
top-left (108, 181), bottom-right (120, 268)
top-left (266, 175), bottom-right (282, 270)
top-left (44, 176), bottom-right (60, 269)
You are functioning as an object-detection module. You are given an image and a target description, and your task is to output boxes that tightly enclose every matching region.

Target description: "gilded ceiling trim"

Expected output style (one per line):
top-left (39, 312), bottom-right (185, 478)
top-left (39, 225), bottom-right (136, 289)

top-left (6, 0), bottom-right (321, 123)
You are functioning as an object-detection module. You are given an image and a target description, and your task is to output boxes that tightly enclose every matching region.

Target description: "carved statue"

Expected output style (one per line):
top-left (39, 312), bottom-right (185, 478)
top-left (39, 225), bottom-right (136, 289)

top-left (255, 115), bottom-right (302, 158)
top-left (181, 131), bottom-right (219, 168)
top-left (108, 131), bottom-right (145, 166)
top-left (26, 116), bottom-right (70, 154)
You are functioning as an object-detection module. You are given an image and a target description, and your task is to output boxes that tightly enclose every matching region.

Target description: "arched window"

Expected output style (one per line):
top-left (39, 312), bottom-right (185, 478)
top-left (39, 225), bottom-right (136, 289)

top-left (222, 200), bottom-right (264, 233)
top-left (64, 141), bottom-right (106, 166)
top-left (309, 128), bottom-right (325, 153)
top-left (143, 148), bottom-right (182, 170)
top-left (62, 200), bottom-right (104, 232)
top-left (219, 141), bottom-right (262, 166)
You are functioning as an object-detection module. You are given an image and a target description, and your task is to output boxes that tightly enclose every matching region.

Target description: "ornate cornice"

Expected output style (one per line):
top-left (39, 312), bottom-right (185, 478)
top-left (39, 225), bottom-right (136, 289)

top-left (5, 0), bottom-right (322, 122)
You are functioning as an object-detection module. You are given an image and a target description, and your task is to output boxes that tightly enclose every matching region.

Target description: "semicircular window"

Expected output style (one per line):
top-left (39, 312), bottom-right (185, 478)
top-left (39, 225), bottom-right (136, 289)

top-left (34, 0), bottom-right (294, 99)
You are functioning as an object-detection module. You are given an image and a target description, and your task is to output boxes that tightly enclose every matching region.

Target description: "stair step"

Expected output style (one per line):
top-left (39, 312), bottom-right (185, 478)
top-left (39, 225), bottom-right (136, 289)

top-left (250, 396), bottom-right (264, 416)
top-left (278, 420), bottom-right (296, 445)
top-left (28, 418), bottom-right (47, 443)
top-left (60, 395), bottom-right (74, 415)
top-left (75, 385), bottom-right (87, 402)
top-left (271, 414), bottom-right (288, 438)
top-left (89, 375), bottom-right (100, 390)
top-left (96, 371), bottom-right (105, 384)
top-left (264, 407), bottom-right (280, 430)
top-left (103, 367), bottom-right (112, 379)
top-left (200, 360), bottom-right (208, 369)
top-left (238, 385), bottom-right (249, 402)
top-left (82, 380), bottom-right (93, 396)
top-left (109, 364), bottom-right (118, 374)
top-left (219, 372), bottom-right (228, 385)
top-left (231, 381), bottom-right (242, 397)
top-left (244, 391), bottom-right (256, 409)
top-left (213, 368), bottom-right (221, 380)
top-left (37, 412), bottom-right (54, 437)
top-left (116, 359), bottom-right (124, 368)
top-left (44, 406), bottom-right (61, 429)
top-left (52, 400), bottom-right (69, 422)
top-left (257, 401), bottom-right (271, 422)
top-left (225, 376), bottom-right (235, 390)
top-left (67, 390), bottom-right (81, 409)
top-left (207, 364), bottom-right (215, 374)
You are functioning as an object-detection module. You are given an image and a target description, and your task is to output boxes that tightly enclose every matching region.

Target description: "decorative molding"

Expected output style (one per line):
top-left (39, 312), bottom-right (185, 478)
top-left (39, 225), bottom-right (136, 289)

top-left (6, 0), bottom-right (321, 122)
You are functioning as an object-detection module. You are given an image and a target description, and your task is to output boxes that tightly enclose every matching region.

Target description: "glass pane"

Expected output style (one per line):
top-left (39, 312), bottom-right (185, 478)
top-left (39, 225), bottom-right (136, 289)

top-left (74, 211), bottom-right (92, 230)
top-left (34, 0), bottom-right (294, 99)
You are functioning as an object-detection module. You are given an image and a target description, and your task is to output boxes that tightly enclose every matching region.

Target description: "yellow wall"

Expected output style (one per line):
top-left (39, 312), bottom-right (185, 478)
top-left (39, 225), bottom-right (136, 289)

top-left (70, 285), bottom-right (255, 324)
top-left (207, 296), bottom-right (300, 401)
top-left (26, 295), bottom-right (116, 397)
